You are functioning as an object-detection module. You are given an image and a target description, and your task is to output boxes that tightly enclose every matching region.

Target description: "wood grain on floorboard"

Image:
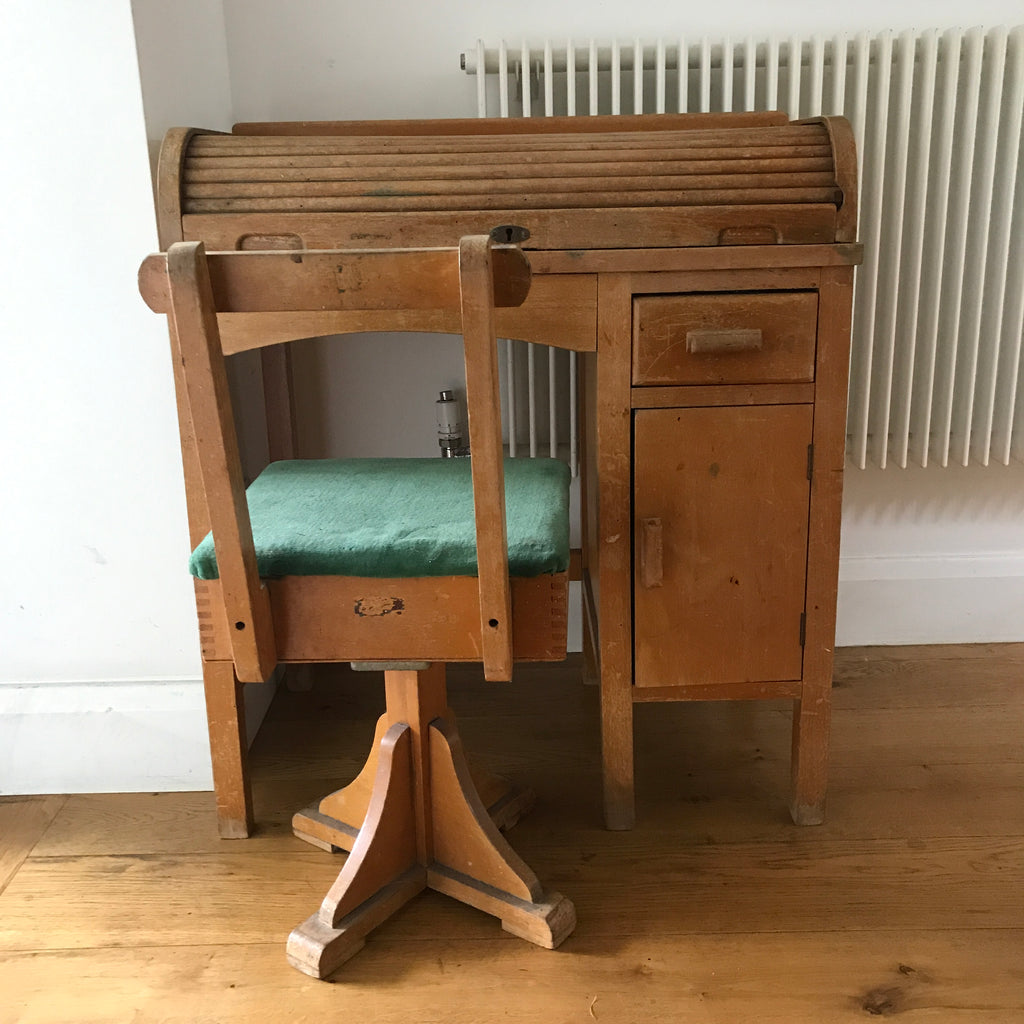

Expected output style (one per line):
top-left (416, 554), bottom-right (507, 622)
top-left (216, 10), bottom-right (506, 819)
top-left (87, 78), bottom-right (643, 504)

top-left (1, 646), bottom-right (1021, 1022)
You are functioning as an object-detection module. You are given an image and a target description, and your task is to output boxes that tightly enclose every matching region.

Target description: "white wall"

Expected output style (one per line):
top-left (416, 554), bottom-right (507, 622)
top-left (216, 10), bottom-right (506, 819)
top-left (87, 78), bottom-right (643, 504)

top-left (223, 0), bottom-right (1024, 646)
top-left (0, 1), bottom-right (207, 793)
top-left (132, 0), bottom-right (235, 171)
top-left (223, 0), bottom-right (1024, 122)
top-left (131, 0), bottom-right (282, 759)
top-left (0, 0), bottom-right (282, 795)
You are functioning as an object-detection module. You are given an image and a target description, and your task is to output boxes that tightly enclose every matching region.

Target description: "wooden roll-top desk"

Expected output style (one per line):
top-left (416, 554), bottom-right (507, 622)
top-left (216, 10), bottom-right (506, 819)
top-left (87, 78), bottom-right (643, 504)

top-left (157, 111), bottom-right (861, 830)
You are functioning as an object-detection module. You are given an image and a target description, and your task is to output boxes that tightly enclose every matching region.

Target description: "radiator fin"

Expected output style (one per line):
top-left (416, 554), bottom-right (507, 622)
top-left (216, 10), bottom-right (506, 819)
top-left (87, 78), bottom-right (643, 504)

top-left (467, 25), bottom-right (1024, 468)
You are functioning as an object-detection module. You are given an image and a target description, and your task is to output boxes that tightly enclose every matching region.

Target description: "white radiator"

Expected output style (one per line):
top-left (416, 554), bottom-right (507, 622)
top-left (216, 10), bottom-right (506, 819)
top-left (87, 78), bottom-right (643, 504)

top-left (464, 26), bottom-right (1024, 469)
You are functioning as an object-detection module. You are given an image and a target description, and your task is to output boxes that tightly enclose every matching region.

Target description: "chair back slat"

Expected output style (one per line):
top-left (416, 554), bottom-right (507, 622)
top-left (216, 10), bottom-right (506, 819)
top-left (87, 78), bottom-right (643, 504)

top-left (459, 237), bottom-right (513, 681)
top-left (167, 242), bottom-right (277, 682)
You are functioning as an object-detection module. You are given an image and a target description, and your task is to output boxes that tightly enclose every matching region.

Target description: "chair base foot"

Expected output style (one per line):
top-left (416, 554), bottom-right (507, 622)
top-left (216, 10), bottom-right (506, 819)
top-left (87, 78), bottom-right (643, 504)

top-left (292, 806), bottom-right (359, 853)
top-left (288, 666), bottom-right (575, 980)
top-left (429, 864), bottom-right (576, 949)
top-left (287, 870), bottom-right (424, 979)
top-left (286, 866), bottom-right (574, 980)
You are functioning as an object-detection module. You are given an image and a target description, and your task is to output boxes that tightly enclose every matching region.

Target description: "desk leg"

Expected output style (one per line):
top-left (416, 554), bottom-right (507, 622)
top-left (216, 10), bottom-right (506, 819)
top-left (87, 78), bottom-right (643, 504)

top-left (581, 585), bottom-right (633, 825)
top-left (594, 273), bottom-right (636, 831)
top-left (601, 669), bottom-right (635, 830)
top-left (790, 679), bottom-right (831, 826)
top-left (790, 266), bottom-right (850, 826)
top-left (202, 660), bottom-right (253, 839)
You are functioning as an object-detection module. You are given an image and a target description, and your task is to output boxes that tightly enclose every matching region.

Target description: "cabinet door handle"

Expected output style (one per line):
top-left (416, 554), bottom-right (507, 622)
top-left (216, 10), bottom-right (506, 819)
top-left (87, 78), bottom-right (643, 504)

top-left (686, 328), bottom-right (763, 353)
top-left (639, 517), bottom-right (663, 588)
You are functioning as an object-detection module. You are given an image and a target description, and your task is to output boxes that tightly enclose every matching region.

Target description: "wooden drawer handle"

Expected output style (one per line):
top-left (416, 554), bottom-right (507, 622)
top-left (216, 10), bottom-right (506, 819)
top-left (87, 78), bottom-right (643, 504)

top-left (639, 517), bottom-right (663, 589)
top-left (686, 328), bottom-right (763, 354)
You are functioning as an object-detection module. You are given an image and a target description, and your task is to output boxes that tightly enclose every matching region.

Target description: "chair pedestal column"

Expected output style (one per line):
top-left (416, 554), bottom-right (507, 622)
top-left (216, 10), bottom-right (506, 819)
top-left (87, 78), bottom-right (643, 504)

top-left (286, 664), bottom-right (575, 979)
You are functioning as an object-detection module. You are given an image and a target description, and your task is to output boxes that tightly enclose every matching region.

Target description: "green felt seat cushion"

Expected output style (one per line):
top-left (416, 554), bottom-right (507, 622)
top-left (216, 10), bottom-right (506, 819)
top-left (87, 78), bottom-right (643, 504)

top-left (189, 457), bottom-right (571, 581)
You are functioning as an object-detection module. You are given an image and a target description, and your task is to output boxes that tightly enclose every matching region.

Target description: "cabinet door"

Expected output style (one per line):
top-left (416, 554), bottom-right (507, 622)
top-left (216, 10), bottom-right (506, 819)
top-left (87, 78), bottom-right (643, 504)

top-left (633, 404), bottom-right (812, 688)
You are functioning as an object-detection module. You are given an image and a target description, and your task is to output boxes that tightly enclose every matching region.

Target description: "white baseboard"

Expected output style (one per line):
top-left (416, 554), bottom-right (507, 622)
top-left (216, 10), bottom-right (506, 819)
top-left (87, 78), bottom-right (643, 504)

top-left (0, 675), bottom-right (277, 796)
top-left (836, 554), bottom-right (1024, 646)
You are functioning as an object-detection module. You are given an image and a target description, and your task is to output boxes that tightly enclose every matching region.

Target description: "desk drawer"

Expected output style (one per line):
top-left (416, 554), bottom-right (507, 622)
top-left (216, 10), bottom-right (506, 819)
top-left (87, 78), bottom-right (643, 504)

top-left (632, 291), bottom-right (818, 386)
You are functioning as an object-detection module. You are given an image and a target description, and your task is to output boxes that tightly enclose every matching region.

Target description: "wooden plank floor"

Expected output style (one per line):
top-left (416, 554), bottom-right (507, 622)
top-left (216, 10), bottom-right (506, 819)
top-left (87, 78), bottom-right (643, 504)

top-left (1, 644), bottom-right (1021, 1023)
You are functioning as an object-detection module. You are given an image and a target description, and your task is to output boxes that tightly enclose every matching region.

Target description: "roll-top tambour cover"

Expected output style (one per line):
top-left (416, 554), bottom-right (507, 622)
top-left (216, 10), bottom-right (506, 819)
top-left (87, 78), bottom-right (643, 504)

top-left (160, 114), bottom-right (857, 252)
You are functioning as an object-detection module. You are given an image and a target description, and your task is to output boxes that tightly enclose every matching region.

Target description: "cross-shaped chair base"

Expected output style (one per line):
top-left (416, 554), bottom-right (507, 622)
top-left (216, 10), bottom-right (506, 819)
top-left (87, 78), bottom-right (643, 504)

top-left (292, 710), bottom-right (536, 854)
top-left (286, 664), bottom-right (576, 979)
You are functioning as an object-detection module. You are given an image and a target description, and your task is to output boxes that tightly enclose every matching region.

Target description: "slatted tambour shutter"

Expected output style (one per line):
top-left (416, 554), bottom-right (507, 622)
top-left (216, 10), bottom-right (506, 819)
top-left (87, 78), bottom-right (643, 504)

top-left (182, 123), bottom-right (841, 228)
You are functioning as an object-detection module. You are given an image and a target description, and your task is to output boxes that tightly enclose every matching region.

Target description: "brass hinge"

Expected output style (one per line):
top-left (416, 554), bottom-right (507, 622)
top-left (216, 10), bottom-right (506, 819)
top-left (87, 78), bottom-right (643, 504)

top-left (799, 612), bottom-right (807, 647)
top-left (807, 443), bottom-right (815, 481)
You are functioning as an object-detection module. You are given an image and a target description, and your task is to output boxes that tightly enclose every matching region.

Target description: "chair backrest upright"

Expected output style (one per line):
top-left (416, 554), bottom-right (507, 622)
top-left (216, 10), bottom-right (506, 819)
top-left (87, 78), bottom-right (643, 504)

top-left (138, 237), bottom-right (533, 683)
top-left (165, 242), bottom-right (277, 683)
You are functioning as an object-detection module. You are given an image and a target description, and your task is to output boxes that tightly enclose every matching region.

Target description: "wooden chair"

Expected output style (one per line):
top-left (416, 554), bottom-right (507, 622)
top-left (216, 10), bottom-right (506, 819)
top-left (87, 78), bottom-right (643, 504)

top-left (139, 237), bottom-right (575, 978)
